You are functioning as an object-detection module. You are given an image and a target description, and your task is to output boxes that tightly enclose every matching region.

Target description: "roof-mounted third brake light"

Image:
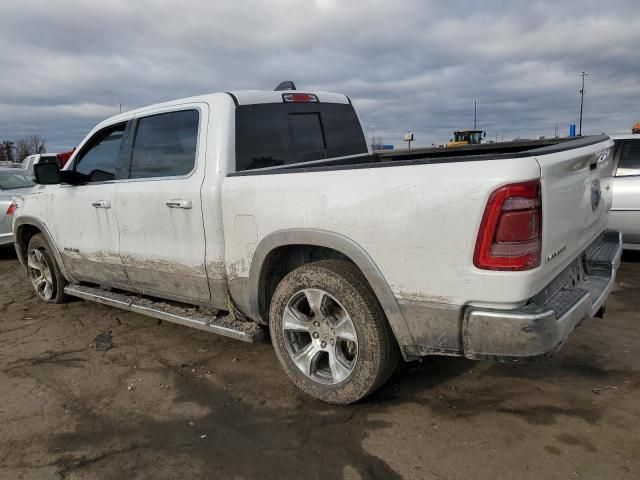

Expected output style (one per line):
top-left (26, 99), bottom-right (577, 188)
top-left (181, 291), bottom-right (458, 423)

top-left (282, 93), bottom-right (319, 103)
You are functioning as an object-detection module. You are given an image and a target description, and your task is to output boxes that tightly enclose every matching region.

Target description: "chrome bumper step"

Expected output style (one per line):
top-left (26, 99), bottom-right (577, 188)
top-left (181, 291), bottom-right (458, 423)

top-left (586, 230), bottom-right (622, 271)
top-left (463, 230), bottom-right (622, 361)
top-left (64, 285), bottom-right (266, 343)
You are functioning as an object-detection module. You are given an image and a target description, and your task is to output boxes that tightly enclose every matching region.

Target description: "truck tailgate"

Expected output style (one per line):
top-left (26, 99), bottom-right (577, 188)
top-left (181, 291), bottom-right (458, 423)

top-left (535, 137), bottom-right (615, 278)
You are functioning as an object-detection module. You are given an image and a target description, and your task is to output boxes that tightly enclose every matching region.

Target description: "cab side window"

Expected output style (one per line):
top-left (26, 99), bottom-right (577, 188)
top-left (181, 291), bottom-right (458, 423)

top-left (75, 123), bottom-right (127, 182)
top-left (128, 109), bottom-right (199, 179)
top-left (616, 140), bottom-right (640, 177)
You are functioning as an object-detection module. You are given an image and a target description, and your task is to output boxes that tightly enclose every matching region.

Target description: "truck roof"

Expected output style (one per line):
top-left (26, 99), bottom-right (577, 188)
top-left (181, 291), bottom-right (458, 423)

top-left (229, 90), bottom-right (350, 105)
top-left (101, 89), bottom-right (350, 127)
top-left (609, 133), bottom-right (640, 141)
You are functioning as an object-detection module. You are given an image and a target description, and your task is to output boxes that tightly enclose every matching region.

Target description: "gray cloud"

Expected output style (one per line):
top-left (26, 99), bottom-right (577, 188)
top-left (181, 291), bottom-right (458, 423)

top-left (0, 0), bottom-right (638, 151)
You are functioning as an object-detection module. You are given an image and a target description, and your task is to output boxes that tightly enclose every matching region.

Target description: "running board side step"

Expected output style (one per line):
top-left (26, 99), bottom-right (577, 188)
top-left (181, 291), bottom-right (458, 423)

top-left (64, 285), bottom-right (266, 343)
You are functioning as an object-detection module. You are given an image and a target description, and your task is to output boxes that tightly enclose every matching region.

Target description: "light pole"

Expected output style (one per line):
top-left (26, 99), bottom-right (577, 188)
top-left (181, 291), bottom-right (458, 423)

top-left (578, 71), bottom-right (588, 136)
top-left (473, 100), bottom-right (479, 130)
top-left (371, 125), bottom-right (376, 150)
top-left (404, 130), bottom-right (414, 151)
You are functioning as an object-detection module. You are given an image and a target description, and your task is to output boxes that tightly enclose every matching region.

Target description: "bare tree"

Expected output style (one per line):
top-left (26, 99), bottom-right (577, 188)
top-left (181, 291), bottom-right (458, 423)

top-left (1, 140), bottom-right (15, 163)
top-left (28, 135), bottom-right (46, 154)
top-left (14, 138), bottom-right (32, 162)
top-left (12, 136), bottom-right (46, 161)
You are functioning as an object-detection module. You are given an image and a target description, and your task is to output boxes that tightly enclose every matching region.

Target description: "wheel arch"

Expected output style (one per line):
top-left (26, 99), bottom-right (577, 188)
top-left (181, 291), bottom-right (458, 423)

top-left (238, 229), bottom-right (416, 359)
top-left (13, 216), bottom-right (74, 282)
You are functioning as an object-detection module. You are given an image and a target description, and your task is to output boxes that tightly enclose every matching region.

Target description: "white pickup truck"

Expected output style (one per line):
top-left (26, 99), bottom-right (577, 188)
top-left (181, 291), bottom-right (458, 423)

top-left (13, 86), bottom-right (622, 403)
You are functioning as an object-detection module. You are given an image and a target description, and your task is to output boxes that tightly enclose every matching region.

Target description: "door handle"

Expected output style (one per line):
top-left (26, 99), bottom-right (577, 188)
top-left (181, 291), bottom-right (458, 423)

top-left (91, 200), bottom-right (111, 209)
top-left (165, 199), bottom-right (192, 209)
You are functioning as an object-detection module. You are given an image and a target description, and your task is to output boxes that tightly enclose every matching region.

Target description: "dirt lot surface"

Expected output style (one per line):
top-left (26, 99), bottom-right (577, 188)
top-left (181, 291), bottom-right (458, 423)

top-left (1, 246), bottom-right (639, 480)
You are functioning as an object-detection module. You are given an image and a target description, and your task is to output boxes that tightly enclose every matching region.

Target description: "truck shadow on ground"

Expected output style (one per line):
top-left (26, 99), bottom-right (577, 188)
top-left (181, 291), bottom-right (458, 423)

top-left (622, 250), bottom-right (640, 263)
top-left (6, 253), bottom-right (637, 478)
top-left (46, 356), bottom-right (409, 479)
top-left (370, 354), bottom-right (613, 426)
top-left (45, 349), bottom-right (622, 478)
top-left (0, 245), bottom-right (17, 260)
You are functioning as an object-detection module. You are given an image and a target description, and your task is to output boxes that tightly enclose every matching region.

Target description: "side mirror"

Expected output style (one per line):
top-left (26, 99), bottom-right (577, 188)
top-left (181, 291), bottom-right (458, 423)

top-left (483, 132), bottom-right (487, 138)
top-left (33, 162), bottom-right (62, 185)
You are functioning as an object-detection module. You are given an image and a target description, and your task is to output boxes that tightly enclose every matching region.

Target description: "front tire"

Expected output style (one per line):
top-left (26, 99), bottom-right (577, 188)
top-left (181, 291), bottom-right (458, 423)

top-left (26, 233), bottom-right (67, 303)
top-left (269, 260), bottom-right (399, 404)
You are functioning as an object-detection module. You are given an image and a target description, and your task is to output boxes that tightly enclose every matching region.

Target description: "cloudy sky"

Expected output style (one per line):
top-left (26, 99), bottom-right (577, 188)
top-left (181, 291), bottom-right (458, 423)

top-left (1, 0), bottom-right (639, 151)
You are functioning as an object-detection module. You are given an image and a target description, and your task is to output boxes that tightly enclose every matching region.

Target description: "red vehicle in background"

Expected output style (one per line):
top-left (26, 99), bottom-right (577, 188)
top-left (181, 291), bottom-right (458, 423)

top-left (56, 148), bottom-right (75, 168)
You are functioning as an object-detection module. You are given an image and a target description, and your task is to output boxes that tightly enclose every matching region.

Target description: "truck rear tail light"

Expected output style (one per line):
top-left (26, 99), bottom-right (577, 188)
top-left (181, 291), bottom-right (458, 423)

top-left (282, 93), bottom-right (319, 103)
top-left (6, 202), bottom-right (17, 215)
top-left (474, 180), bottom-right (542, 271)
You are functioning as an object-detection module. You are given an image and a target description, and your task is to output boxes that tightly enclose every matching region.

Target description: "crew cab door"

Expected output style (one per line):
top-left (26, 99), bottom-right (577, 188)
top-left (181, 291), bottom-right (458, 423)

top-left (47, 121), bottom-right (130, 286)
top-left (115, 104), bottom-right (211, 303)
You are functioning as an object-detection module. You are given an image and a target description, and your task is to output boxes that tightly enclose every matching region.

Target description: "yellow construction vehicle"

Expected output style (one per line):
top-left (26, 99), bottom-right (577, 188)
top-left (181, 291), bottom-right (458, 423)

top-left (447, 130), bottom-right (485, 147)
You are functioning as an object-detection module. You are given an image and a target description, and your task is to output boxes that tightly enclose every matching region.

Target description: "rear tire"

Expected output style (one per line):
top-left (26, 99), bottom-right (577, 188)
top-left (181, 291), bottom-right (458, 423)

top-left (26, 233), bottom-right (67, 303)
top-left (269, 259), bottom-right (399, 404)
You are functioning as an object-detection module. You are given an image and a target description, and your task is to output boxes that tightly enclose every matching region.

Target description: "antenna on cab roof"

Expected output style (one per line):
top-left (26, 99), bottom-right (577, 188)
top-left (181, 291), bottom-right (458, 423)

top-left (275, 81), bottom-right (296, 91)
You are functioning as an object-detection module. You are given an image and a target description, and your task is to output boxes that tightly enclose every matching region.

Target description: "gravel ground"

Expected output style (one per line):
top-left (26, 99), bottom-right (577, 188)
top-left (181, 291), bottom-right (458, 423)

top-left (1, 246), bottom-right (639, 480)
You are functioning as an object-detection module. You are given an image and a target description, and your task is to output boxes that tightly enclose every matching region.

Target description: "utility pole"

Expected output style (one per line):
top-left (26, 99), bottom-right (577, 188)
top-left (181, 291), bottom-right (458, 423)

top-left (473, 100), bottom-right (479, 130)
top-left (555, 122), bottom-right (559, 138)
top-left (578, 72), bottom-right (588, 136)
top-left (370, 125), bottom-right (376, 150)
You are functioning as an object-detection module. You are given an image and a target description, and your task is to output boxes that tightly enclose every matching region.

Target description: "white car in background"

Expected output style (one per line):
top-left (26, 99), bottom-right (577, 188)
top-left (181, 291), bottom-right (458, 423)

top-left (0, 168), bottom-right (35, 246)
top-left (21, 153), bottom-right (59, 172)
top-left (608, 134), bottom-right (640, 250)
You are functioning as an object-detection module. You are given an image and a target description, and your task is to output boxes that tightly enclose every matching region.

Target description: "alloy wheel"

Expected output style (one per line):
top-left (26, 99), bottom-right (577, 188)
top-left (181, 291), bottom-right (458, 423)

top-left (28, 248), bottom-right (54, 300)
top-left (282, 288), bottom-right (358, 385)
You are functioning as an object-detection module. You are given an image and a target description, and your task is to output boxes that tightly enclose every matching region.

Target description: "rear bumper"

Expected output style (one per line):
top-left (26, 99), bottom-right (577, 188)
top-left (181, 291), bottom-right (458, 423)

top-left (463, 230), bottom-right (622, 362)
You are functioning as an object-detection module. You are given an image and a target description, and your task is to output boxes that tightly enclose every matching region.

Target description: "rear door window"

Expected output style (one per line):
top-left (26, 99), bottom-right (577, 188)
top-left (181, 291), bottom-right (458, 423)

top-left (235, 103), bottom-right (367, 171)
top-left (128, 109), bottom-right (199, 179)
top-left (616, 140), bottom-right (640, 176)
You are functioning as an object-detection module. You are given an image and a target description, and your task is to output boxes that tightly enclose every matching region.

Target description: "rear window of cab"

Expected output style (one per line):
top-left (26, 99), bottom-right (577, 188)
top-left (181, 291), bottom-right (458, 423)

top-left (235, 102), bottom-right (367, 171)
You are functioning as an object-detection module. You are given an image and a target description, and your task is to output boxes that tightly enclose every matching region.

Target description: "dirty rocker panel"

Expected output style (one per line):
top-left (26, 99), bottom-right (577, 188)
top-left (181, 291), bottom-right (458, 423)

top-left (64, 284), bottom-right (265, 343)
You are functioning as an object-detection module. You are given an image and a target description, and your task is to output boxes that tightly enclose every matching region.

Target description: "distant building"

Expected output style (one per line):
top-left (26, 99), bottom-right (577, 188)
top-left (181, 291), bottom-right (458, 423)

top-left (372, 144), bottom-right (394, 151)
